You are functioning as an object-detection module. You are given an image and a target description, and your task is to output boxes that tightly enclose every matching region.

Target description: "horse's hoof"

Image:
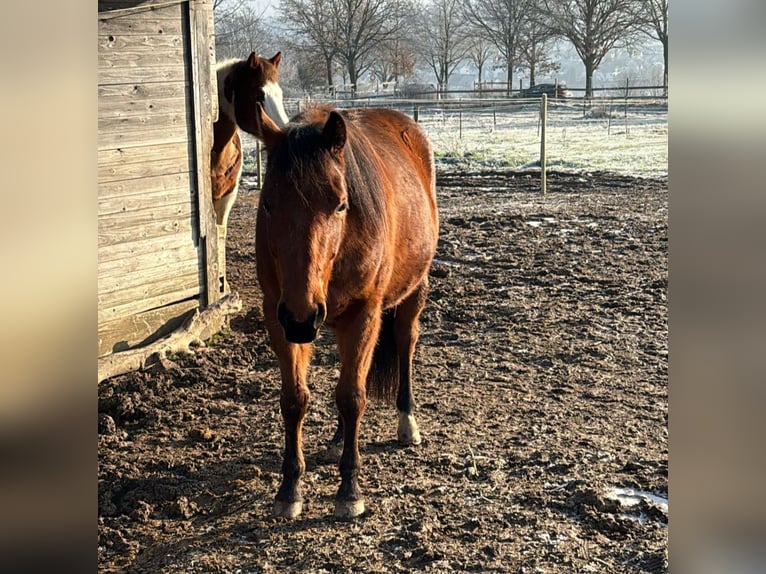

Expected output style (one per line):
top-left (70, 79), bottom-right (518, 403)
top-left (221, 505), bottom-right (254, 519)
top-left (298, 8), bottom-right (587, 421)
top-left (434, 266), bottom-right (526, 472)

top-left (397, 412), bottom-right (422, 445)
top-left (334, 498), bottom-right (365, 519)
top-left (273, 499), bottom-right (303, 519)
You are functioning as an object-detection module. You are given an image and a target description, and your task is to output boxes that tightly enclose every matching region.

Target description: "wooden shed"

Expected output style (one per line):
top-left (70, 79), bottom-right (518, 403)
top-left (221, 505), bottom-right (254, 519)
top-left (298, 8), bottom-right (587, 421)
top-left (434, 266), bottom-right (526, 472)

top-left (98, 0), bottom-right (236, 378)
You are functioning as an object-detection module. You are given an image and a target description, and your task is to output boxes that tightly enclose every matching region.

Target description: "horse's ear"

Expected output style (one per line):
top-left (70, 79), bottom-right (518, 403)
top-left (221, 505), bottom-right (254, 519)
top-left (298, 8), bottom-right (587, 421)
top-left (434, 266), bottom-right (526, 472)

top-left (269, 52), bottom-right (282, 68)
top-left (322, 111), bottom-right (346, 155)
top-left (256, 102), bottom-right (283, 153)
top-left (247, 52), bottom-right (262, 70)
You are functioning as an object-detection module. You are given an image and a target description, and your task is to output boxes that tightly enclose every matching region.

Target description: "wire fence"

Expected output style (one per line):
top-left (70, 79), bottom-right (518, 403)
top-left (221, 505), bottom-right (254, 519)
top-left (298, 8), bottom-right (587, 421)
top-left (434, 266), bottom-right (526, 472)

top-left (242, 94), bottom-right (667, 185)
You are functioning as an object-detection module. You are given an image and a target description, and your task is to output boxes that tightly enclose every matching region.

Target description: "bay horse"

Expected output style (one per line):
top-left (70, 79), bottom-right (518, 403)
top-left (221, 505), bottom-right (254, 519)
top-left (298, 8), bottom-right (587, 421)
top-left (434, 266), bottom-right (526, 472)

top-left (211, 52), bottom-right (289, 292)
top-left (252, 103), bottom-right (439, 519)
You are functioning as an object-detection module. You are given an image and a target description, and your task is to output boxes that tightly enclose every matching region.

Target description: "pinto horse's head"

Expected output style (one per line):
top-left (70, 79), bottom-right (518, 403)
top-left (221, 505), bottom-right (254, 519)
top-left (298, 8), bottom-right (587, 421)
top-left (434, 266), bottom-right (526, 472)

top-left (221, 52), bottom-right (289, 136)
top-left (256, 107), bottom-right (350, 344)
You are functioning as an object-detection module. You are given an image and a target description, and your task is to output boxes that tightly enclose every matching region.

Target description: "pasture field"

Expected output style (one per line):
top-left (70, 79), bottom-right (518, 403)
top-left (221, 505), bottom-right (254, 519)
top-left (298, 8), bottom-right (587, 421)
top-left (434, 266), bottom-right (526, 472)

top-left (278, 98), bottom-right (668, 178)
top-left (99, 165), bottom-right (668, 572)
top-left (420, 100), bottom-right (668, 177)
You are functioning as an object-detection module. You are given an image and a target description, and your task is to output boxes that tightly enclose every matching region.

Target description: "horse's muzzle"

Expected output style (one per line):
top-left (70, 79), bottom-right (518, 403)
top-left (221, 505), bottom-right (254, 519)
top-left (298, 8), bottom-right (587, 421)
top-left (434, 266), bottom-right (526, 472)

top-left (277, 302), bottom-right (326, 344)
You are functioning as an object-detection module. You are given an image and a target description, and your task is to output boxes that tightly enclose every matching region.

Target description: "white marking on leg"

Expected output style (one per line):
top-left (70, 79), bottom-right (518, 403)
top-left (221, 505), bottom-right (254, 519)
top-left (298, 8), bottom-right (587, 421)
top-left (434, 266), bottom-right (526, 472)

top-left (334, 498), bottom-right (365, 519)
top-left (397, 412), bottom-right (422, 445)
top-left (273, 499), bottom-right (303, 519)
top-left (212, 168), bottom-right (241, 227)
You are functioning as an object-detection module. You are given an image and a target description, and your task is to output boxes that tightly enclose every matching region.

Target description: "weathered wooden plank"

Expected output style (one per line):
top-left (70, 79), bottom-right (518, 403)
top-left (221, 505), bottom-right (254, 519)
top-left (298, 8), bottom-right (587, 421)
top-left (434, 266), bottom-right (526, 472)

top-left (98, 183), bottom-right (194, 213)
top-left (188, 0), bottom-right (218, 306)
top-left (98, 172), bottom-right (192, 200)
top-left (99, 0), bottom-right (185, 11)
top-left (99, 3), bottom-right (185, 36)
top-left (207, 3), bottom-right (218, 118)
top-left (99, 141), bottom-right (190, 166)
top-left (98, 278), bottom-right (201, 325)
top-left (98, 231), bottom-right (196, 263)
top-left (98, 297), bottom-right (199, 357)
top-left (98, 96), bottom-right (187, 119)
top-left (98, 80), bottom-right (188, 101)
top-left (99, 46), bottom-right (185, 69)
top-left (98, 157), bottom-right (190, 184)
top-left (99, 256), bottom-right (200, 296)
top-left (98, 117), bottom-right (189, 150)
top-left (98, 239), bottom-right (197, 277)
top-left (98, 140), bottom-right (191, 182)
top-left (98, 203), bottom-right (195, 246)
top-left (98, 33), bottom-right (183, 52)
top-left (98, 17), bottom-right (185, 36)
top-left (98, 66), bottom-right (187, 85)
top-left (99, 215), bottom-right (194, 248)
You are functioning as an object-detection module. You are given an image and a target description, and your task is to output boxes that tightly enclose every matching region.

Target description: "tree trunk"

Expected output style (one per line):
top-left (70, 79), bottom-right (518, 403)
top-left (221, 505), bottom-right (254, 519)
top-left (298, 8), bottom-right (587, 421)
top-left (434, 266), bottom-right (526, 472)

top-left (530, 61), bottom-right (536, 87)
top-left (585, 57), bottom-right (595, 99)
top-left (663, 39), bottom-right (668, 95)
top-left (506, 56), bottom-right (513, 97)
top-left (326, 57), bottom-right (334, 95)
top-left (348, 61), bottom-right (357, 97)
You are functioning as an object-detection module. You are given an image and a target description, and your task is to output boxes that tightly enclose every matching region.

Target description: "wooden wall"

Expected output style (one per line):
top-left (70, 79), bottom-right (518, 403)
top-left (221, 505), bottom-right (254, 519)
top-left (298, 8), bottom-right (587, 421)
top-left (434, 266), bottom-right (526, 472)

top-left (98, 0), bottom-right (218, 357)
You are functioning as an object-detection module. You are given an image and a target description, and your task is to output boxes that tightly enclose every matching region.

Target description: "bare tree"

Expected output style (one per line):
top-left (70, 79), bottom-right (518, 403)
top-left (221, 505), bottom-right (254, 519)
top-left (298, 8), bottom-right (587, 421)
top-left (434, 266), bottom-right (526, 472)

top-left (519, 10), bottom-right (558, 87)
top-left (636, 0), bottom-right (668, 94)
top-left (368, 0), bottom-right (419, 86)
top-left (466, 36), bottom-right (494, 91)
top-left (330, 0), bottom-right (398, 92)
top-left (278, 0), bottom-right (340, 93)
top-left (463, 0), bottom-right (532, 96)
top-left (542, 0), bottom-right (640, 98)
top-left (420, 0), bottom-right (469, 94)
top-left (214, 0), bottom-right (270, 60)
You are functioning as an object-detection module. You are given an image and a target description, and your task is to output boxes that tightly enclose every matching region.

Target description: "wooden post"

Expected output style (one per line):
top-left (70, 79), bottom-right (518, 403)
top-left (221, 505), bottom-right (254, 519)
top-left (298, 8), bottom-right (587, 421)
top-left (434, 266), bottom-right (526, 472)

top-left (608, 97), bottom-right (613, 136)
top-left (413, 105), bottom-right (419, 122)
top-left (187, 0), bottom-right (219, 307)
top-left (624, 78), bottom-right (629, 136)
top-left (625, 77), bottom-right (629, 117)
top-left (256, 140), bottom-right (262, 189)
top-left (459, 108), bottom-right (462, 139)
top-left (540, 94), bottom-right (547, 195)
top-left (493, 103), bottom-right (496, 129)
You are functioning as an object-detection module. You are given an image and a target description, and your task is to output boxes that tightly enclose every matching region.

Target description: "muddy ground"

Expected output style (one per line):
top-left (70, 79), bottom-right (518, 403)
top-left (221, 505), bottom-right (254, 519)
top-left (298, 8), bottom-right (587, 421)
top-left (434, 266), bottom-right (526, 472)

top-left (98, 167), bottom-right (668, 573)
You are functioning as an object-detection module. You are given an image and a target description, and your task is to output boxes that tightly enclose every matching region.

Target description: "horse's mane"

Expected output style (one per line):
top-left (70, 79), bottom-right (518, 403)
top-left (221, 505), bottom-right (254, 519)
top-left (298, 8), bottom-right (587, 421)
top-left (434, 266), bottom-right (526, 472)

top-left (270, 105), bottom-right (387, 236)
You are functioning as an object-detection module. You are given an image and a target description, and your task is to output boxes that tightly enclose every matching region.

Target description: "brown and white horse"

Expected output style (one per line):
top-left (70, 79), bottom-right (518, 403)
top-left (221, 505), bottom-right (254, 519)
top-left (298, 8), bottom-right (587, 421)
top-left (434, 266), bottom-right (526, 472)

top-left (211, 52), bottom-right (289, 292)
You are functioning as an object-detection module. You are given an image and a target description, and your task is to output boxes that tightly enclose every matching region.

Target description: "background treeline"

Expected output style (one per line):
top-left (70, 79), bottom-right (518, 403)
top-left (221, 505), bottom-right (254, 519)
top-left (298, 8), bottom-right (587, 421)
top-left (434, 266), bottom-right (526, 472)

top-left (213, 0), bottom-right (668, 98)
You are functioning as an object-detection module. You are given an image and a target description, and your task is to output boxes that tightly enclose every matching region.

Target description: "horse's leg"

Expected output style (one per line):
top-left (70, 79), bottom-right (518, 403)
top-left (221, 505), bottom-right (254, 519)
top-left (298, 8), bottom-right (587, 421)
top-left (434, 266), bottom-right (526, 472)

top-left (395, 278), bottom-right (429, 446)
top-left (333, 305), bottom-right (381, 518)
top-left (323, 414), bottom-right (344, 462)
top-left (212, 166), bottom-right (242, 294)
top-left (264, 307), bottom-right (313, 519)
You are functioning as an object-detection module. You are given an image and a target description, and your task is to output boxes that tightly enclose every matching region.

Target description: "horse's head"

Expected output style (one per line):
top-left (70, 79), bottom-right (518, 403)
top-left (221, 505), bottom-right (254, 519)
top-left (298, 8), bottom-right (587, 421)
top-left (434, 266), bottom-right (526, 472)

top-left (222, 52), bottom-right (289, 136)
top-left (256, 107), bottom-right (350, 344)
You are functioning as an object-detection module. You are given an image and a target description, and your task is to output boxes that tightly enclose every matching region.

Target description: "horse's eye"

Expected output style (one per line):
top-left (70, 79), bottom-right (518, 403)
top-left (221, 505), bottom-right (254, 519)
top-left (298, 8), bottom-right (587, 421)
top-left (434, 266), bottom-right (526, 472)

top-left (262, 199), bottom-right (272, 215)
top-left (335, 201), bottom-right (348, 215)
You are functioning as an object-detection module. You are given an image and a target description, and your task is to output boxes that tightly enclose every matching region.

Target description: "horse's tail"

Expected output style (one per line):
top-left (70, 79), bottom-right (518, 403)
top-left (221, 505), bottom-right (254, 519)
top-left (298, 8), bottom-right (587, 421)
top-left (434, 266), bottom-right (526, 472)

top-left (366, 308), bottom-right (399, 403)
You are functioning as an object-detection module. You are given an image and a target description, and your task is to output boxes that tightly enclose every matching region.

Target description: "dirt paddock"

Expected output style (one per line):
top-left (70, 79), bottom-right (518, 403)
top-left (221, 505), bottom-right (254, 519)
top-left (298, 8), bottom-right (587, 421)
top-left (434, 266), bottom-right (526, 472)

top-left (98, 168), bottom-right (668, 573)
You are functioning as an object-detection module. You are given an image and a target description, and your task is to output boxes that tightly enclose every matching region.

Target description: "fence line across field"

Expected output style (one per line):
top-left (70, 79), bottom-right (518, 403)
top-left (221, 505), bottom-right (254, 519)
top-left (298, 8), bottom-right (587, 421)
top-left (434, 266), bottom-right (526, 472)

top-left (243, 94), bottom-right (668, 191)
